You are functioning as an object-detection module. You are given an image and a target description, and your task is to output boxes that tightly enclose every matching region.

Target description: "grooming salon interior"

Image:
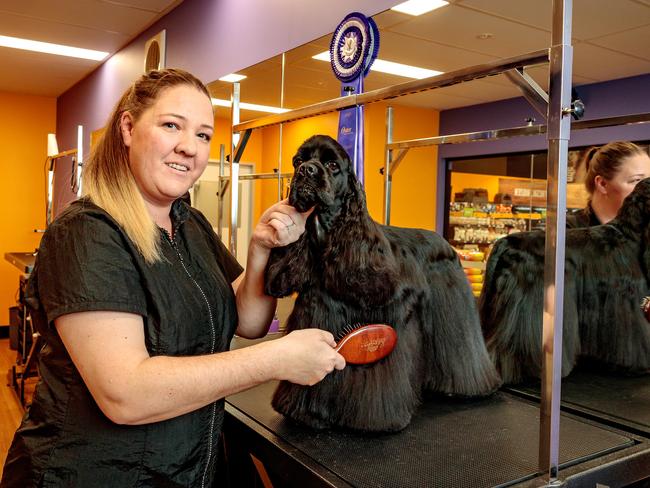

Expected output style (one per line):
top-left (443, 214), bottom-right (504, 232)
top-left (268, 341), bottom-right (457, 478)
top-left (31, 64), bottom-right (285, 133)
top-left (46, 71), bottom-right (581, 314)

top-left (2, 0), bottom-right (650, 486)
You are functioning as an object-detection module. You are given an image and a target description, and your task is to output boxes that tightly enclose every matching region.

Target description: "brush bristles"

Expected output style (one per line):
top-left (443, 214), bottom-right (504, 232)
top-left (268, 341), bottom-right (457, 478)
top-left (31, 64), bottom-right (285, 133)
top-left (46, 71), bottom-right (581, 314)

top-left (336, 322), bottom-right (364, 342)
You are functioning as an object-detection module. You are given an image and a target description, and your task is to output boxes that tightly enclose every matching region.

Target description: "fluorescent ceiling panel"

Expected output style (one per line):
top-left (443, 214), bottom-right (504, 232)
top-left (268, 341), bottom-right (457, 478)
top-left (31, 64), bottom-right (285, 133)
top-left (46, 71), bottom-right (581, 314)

top-left (211, 98), bottom-right (289, 114)
top-left (219, 74), bottom-right (247, 82)
top-left (312, 51), bottom-right (443, 79)
top-left (0, 35), bottom-right (108, 61)
top-left (391, 0), bottom-right (449, 16)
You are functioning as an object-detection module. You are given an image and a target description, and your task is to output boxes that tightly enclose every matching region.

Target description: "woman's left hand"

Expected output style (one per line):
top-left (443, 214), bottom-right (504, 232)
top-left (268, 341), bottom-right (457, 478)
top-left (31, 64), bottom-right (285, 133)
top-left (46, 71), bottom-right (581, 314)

top-left (251, 199), bottom-right (313, 250)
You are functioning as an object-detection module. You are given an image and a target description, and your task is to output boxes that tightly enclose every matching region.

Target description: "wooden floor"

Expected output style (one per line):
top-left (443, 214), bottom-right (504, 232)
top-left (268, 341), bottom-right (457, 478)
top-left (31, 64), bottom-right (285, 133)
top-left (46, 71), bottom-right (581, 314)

top-left (0, 338), bottom-right (30, 473)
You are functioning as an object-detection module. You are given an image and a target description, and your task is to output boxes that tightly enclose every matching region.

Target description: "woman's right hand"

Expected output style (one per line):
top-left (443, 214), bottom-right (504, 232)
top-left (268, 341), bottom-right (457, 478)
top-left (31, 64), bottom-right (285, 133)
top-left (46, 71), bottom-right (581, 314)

top-left (271, 329), bottom-right (346, 385)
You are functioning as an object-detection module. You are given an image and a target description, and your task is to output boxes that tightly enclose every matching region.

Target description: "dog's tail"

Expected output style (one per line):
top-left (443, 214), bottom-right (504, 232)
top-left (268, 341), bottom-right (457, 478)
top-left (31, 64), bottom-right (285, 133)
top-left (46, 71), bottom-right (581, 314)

top-left (420, 236), bottom-right (503, 396)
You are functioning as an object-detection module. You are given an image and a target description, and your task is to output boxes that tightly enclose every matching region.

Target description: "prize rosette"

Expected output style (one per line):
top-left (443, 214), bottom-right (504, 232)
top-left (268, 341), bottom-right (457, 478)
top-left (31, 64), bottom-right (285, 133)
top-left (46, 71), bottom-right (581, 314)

top-left (329, 12), bottom-right (379, 186)
top-left (329, 12), bottom-right (379, 82)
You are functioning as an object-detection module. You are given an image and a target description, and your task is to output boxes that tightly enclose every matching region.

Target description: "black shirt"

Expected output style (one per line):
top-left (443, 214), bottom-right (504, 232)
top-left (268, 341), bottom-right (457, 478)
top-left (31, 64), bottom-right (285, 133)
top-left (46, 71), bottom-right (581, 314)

top-left (566, 204), bottom-right (602, 229)
top-left (2, 198), bottom-right (243, 488)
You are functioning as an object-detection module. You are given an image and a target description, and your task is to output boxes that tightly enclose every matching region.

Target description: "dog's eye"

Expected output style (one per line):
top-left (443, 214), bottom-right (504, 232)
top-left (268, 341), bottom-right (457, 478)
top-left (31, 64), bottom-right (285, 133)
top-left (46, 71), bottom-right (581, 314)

top-left (293, 158), bottom-right (303, 168)
top-left (325, 160), bottom-right (340, 173)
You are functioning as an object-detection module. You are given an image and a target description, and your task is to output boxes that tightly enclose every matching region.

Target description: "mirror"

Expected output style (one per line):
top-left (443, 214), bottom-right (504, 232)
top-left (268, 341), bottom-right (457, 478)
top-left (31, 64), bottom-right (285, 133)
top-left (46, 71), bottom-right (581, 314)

top-left (197, 2), bottom-right (650, 483)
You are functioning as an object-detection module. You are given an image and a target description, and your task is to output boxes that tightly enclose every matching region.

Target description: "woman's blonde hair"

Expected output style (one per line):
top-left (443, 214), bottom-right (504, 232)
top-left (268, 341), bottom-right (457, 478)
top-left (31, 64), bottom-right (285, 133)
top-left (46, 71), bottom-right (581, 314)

top-left (83, 68), bottom-right (212, 264)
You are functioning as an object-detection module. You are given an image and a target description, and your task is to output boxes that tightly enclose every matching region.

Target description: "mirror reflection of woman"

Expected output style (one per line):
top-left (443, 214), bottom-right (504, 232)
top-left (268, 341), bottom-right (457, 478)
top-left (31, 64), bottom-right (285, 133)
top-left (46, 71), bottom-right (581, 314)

top-left (2, 68), bottom-right (345, 488)
top-left (567, 141), bottom-right (650, 228)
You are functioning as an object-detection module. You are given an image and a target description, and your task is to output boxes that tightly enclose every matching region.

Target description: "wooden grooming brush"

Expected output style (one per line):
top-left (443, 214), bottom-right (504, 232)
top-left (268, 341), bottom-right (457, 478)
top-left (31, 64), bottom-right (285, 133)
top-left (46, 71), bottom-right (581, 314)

top-left (335, 324), bottom-right (397, 364)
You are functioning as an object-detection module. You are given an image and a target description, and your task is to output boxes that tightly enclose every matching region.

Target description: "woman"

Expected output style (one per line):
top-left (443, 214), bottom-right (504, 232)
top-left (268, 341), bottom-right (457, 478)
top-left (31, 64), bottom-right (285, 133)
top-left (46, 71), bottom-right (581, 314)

top-left (1, 68), bottom-right (345, 487)
top-left (567, 141), bottom-right (650, 228)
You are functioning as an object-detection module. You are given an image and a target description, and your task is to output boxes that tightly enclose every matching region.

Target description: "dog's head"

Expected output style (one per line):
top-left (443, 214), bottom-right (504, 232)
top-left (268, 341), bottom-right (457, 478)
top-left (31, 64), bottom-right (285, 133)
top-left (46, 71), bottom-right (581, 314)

top-left (277, 135), bottom-right (398, 306)
top-left (614, 177), bottom-right (650, 281)
top-left (613, 177), bottom-right (650, 235)
top-left (289, 135), bottom-right (359, 213)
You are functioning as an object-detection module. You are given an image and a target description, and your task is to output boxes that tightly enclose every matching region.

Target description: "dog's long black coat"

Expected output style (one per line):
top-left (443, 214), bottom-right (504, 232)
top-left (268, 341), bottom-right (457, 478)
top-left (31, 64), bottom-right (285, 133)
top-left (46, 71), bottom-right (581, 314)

top-left (265, 135), bottom-right (501, 432)
top-left (480, 178), bottom-right (650, 384)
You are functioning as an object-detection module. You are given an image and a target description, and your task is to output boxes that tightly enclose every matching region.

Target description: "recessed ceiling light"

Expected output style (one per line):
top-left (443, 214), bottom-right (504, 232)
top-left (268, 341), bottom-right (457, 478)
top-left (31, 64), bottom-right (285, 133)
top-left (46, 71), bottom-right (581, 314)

top-left (312, 51), bottom-right (443, 79)
top-left (211, 98), bottom-right (289, 114)
top-left (0, 34), bottom-right (108, 61)
top-left (391, 0), bottom-right (449, 16)
top-left (219, 73), bottom-right (247, 83)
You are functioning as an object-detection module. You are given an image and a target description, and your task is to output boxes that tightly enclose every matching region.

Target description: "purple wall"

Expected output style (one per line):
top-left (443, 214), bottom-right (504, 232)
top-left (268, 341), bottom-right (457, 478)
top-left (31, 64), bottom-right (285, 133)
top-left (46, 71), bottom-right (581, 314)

top-left (53, 0), bottom-right (397, 214)
top-left (434, 74), bottom-right (650, 231)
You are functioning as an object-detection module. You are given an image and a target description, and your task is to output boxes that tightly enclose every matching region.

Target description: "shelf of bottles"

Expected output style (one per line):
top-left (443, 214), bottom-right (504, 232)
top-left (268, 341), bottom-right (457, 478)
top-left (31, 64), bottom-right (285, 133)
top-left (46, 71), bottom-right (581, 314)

top-left (449, 202), bottom-right (546, 247)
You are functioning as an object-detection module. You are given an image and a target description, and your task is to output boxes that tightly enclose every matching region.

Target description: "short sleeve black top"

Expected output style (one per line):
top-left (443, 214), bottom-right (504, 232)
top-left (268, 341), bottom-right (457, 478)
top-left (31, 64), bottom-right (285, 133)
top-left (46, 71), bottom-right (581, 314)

top-left (2, 198), bottom-right (243, 488)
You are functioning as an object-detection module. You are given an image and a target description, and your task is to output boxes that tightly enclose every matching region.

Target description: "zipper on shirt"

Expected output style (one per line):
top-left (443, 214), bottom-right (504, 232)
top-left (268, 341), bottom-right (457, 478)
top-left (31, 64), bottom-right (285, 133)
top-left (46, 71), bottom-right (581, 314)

top-left (161, 228), bottom-right (217, 488)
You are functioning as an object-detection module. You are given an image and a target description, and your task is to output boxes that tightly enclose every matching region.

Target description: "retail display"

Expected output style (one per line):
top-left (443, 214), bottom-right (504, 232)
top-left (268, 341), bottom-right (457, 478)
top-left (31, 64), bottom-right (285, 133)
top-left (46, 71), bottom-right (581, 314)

top-left (449, 201), bottom-right (545, 248)
top-left (265, 135), bottom-right (501, 432)
top-left (456, 250), bottom-right (486, 297)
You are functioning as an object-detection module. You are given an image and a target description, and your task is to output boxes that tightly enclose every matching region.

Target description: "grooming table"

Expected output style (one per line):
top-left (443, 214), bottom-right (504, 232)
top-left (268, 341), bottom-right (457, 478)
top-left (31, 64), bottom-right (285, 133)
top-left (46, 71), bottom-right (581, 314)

top-left (508, 367), bottom-right (650, 438)
top-left (224, 339), bottom-right (650, 488)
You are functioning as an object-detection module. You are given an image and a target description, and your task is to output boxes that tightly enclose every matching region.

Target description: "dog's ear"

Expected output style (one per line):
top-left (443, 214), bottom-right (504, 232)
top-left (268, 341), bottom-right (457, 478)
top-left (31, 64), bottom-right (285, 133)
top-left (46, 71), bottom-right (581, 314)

top-left (613, 178), bottom-right (650, 280)
top-left (616, 177), bottom-right (650, 231)
top-left (323, 226), bottom-right (400, 307)
top-left (264, 233), bottom-right (314, 297)
top-left (636, 179), bottom-right (650, 281)
top-left (322, 180), bottom-right (400, 306)
top-left (343, 175), bottom-right (367, 219)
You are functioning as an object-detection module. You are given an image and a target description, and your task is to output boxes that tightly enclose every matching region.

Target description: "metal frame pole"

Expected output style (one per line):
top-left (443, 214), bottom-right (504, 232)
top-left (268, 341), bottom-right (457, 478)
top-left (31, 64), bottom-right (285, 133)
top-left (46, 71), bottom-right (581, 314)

top-left (539, 0), bottom-right (573, 482)
top-left (76, 125), bottom-right (84, 197)
top-left (229, 82), bottom-right (241, 256)
top-left (383, 106), bottom-right (393, 225)
top-left (278, 52), bottom-right (286, 201)
top-left (217, 144), bottom-right (226, 233)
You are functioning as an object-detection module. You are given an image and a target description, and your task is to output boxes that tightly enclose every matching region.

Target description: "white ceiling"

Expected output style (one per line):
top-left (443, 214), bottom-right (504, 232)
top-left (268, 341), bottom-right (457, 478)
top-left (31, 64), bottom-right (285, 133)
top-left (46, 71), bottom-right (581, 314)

top-left (1, 0), bottom-right (649, 115)
top-left (0, 0), bottom-right (182, 97)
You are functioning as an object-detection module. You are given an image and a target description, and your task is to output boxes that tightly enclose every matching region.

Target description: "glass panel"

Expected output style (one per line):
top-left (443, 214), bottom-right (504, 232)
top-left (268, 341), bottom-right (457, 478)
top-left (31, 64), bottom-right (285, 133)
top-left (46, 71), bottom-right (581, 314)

top-left (201, 2), bottom-right (650, 483)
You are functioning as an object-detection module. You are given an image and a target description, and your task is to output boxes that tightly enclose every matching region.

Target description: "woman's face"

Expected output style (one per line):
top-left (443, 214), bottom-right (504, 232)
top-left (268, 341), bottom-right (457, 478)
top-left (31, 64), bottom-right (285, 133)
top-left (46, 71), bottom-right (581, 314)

top-left (120, 84), bottom-right (214, 209)
top-left (602, 152), bottom-right (650, 211)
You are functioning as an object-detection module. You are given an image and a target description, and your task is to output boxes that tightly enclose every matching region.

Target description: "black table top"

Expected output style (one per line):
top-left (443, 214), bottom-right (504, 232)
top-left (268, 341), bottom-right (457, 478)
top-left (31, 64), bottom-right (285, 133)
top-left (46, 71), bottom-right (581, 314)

top-left (508, 367), bottom-right (650, 437)
top-left (226, 378), bottom-right (639, 487)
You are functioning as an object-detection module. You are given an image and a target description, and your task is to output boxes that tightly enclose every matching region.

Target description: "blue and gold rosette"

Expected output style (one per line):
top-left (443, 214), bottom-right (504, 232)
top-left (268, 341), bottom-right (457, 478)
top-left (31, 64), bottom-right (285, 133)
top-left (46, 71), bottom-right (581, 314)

top-left (329, 12), bottom-right (379, 186)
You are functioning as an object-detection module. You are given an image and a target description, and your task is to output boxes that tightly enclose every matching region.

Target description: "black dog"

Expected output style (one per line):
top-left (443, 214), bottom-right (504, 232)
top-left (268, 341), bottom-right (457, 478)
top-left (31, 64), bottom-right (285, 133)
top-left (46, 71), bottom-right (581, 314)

top-left (265, 135), bottom-right (501, 433)
top-left (480, 178), bottom-right (650, 384)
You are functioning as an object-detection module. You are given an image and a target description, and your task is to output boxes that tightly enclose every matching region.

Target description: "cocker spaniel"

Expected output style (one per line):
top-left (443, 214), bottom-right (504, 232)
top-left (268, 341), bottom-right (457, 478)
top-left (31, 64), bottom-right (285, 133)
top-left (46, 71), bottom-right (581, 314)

top-left (265, 134), bottom-right (501, 433)
top-left (480, 178), bottom-right (650, 384)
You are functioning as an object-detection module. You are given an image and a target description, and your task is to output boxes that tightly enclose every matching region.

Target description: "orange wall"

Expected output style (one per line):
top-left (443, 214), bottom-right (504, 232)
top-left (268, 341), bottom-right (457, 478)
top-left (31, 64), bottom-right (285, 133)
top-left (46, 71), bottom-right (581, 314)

top-left (0, 92), bottom-right (56, 325)
top-left (365, 102), bottom-right (439, 229)
top-left (212, 103), bottom-right (440, 233)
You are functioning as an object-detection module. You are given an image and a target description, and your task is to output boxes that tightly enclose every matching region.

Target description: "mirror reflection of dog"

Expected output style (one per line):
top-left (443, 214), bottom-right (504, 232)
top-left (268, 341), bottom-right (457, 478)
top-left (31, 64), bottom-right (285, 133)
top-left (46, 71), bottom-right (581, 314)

top-left (265, 135), bottom-right (502, 433)
top-left (480, 178), bottom-right (650, 384)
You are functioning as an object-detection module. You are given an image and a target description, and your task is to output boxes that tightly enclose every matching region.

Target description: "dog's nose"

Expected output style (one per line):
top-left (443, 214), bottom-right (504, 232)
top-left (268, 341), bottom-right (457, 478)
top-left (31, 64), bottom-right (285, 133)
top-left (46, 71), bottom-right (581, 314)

top-left (297, 162), bottom-right (318, 178)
